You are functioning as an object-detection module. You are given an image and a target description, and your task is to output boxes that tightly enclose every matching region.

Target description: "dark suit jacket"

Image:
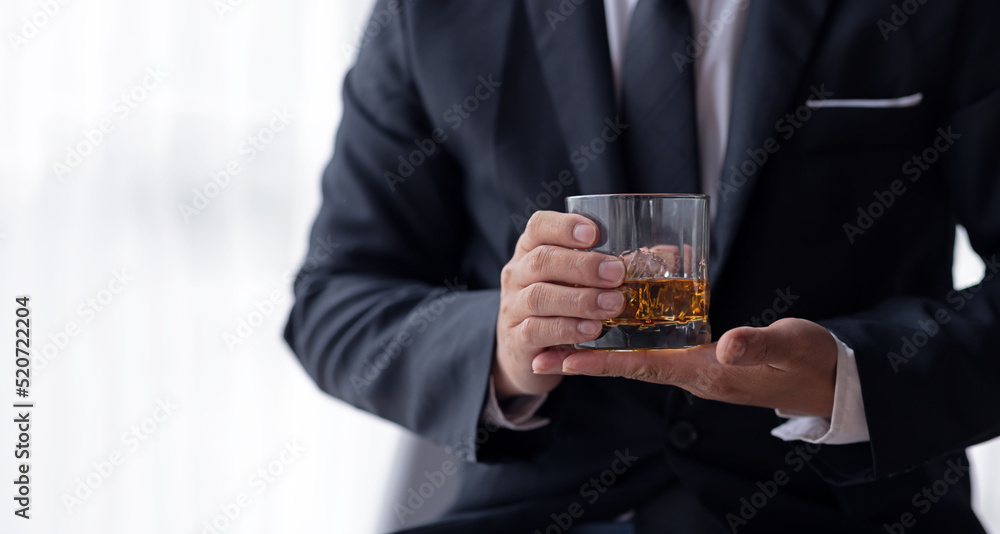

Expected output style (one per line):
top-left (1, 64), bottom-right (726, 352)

top-left (284, 1), bottom-right (1000, 532)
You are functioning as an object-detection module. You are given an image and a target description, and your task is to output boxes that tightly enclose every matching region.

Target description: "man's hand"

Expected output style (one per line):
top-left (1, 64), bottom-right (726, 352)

top-left (494, 211), bottom-right (627, 399)
top-left (535, 318), bottom-right (839, 417)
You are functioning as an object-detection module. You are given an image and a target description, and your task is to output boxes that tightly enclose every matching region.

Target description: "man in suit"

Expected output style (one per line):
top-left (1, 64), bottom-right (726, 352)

top-left (284, 0), bottom-right (1000, 532)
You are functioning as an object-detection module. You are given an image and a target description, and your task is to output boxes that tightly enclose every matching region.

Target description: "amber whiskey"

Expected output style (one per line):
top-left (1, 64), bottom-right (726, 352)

top-left (605, 278), bottom-right (709, 326)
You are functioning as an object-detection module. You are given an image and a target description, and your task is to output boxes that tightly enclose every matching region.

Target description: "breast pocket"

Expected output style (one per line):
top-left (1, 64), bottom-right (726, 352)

top-left (806, 92), bottom-right (924, 109)
top-left (794, 94), bottom-right (935, 156)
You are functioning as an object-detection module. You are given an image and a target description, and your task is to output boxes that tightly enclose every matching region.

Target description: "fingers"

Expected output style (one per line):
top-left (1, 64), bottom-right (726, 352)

top-left (555, 347), bottom-right (711, 384)
top-left (548, 346), bottom-right (763, 407)
top-left (517, 211), bottom-right (600, 254)
top-left (516, 283), bottom-right (625, 322)
top-left (716, 318), bottom-right (833, 370)
top-left (530, 348), bottom-right (573, 374)
top-left (508, 210), bottom-right (625, 289)
top-left (534, 318), bottom-right (839, 417)
top-left (513, 246), bottom-right (625, 288)
top-left (558, 351), bottom-right (669, 381)
top-left (513, 316), bottom-right (605, 351)
top-left (716, 327), bottom-right (759, 366)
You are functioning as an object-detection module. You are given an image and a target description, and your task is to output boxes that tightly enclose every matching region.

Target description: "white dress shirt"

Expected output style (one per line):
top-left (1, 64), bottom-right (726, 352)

top-left (484, 0), bottom-right (870, 446)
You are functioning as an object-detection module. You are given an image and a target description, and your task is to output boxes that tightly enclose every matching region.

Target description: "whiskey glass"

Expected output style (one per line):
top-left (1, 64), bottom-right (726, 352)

top-left (566, 194), bottom-right (711, 350)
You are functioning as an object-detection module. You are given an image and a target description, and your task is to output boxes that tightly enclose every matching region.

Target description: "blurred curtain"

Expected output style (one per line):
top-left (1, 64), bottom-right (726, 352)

top-left (0, 1), bottom-right (412, 533)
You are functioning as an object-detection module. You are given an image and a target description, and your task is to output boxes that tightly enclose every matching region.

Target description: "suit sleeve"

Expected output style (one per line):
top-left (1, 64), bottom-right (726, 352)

top-left (282, 1), bottom-right (507, 463)
top-left (806, 1), bottom-right (1000, 485)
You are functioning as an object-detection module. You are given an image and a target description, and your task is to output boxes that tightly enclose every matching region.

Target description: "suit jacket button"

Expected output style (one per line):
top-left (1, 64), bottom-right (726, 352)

top-left (668, 420), bottom-right (698, 452)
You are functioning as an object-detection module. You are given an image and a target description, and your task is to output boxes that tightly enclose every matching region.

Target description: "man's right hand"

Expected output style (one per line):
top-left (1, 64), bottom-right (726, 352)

top-left (494, 211), bottom-right (627, 399)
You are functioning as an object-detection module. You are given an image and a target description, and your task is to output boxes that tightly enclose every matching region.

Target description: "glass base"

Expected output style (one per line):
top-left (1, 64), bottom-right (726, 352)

top-left (574, 320), bottom-right (711, 351)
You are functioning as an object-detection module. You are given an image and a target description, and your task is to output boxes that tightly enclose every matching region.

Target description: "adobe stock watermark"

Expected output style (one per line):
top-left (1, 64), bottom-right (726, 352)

top-left (726, 442), bottom-right (822, 532)
top-left (61, 397), bottom-right (179, 513)
top-left (510, 115), bottom-right (629, 231)
top-left (534, 449), bottom-right (639, 534)
top-left (883, 457), bottom-right (970, 533)
top-left (223, 288), bottom-right (286, 354)
top-left (744, 288), bottom-right (799, 328)
top-left (842, 126), bottom-right (960, 244)
top-left (350, 278), bottom-right (468, 393)
top-left (197, 439), bottom-right (306, 534)
top-left (544, 0), bottom-right (587, 31)
top-left (178, 107), bottom-right (294, 222)
top-left (289, 234), bottom-right (341, 285)
top-left (33, 268), bottom-right (137, 374)
top-left (887, 254), bottom-right (998, 372)
top-left (878, 0), bottom-right (929, 42)
top-left (341, 0), bottom-right (405, 60)
top-left (211, 0), bottom-right (248, 22)
top-left (52, 65), bottom-right (169, 182)
top-left (224, 236), bottom-right (339, 353)
top-left (384, 74), bottom-right (501, 192)
top-left (7, 0), bottom-right (73, 53)
top-left (673, 0), bottom-right (750, 72)
top-left (717, 85), bottom-right (834, 201)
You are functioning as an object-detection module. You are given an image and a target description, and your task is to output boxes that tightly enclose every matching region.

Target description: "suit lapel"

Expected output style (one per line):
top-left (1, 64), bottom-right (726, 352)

top-left (711, 0), bottom-right (837, 281)
top-left (525, 0), bottom-right (624, 195)
top-left (522, 0), bottom-right (837, 280)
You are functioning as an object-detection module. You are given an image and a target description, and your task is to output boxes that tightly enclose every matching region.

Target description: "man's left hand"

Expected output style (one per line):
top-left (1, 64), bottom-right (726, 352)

top-left (532, 317), bottom-right (839, 418)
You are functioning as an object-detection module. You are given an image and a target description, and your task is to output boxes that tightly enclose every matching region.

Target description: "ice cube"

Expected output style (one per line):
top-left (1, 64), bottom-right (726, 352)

top-left (624, 247), bottom-right (671, 280)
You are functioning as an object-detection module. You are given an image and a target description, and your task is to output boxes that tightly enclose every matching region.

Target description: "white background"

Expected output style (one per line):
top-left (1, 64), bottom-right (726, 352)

top-left (0, 1), bottom-right (997, 533)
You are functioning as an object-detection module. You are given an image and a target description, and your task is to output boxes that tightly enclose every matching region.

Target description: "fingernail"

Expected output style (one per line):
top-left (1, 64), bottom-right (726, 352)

top-left (599, 260), bottom-right (625, 282)
top-left (533, 361), bottom-right (557, 374)
top-left (573, 224), bottom-right (596, 246)
top-left (598, 290), bottom-right (624, 311)
top-left (578, 320), bottom-right (602, 336)
top-left (560, 364), bottom-right (578, 375)
top-left (726, 338), bottom-right (746, 361)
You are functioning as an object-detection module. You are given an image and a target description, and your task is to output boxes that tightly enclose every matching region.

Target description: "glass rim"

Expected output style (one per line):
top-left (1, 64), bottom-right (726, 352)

top-left (565, 193), bottom-right (709, 201)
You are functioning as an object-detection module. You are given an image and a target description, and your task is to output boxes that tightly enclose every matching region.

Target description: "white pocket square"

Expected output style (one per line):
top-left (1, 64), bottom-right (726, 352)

top-left (806, 92), bottom-right (923, 109)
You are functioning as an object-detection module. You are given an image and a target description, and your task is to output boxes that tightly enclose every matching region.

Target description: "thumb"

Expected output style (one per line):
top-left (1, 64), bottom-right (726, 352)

top-left (717, 318), bottom-right (813, 369)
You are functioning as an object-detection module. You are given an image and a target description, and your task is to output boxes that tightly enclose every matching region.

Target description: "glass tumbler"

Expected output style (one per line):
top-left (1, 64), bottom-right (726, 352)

top-left (566, 194), bottom-right (711, 350)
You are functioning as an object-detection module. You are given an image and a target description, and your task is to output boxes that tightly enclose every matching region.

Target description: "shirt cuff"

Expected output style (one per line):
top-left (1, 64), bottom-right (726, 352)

top-left (481, 376), bottom-right (550, 431)
top-left (771, 332), bottom-right (870, 445)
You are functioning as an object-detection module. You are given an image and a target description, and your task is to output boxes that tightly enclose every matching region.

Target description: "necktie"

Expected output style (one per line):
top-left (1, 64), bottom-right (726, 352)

top-left (621, 0), bottom-right (701, 195)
